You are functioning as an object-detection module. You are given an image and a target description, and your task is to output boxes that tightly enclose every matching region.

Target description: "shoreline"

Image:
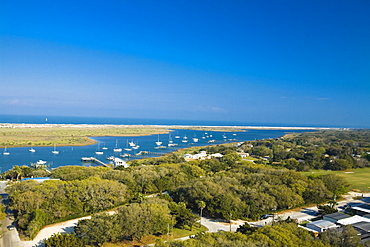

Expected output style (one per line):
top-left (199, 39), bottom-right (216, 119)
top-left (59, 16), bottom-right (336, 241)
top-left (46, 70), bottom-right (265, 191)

top-left (0, 123), bottom-right (340, 148)
top-left (0, 123), bottom-right (341, 130)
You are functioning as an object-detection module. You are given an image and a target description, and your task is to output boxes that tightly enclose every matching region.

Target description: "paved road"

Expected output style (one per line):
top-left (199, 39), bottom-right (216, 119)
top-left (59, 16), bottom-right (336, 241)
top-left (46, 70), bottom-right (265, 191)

top-left (0, 181), bottom-right (25, 247)
top-left (200, 217), bottom-right (244, 232)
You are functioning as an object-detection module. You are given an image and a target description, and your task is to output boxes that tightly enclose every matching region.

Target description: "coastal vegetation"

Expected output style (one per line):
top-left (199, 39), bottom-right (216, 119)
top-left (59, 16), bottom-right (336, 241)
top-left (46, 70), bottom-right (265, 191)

top-left (155, 222), bottom-right (361, 247)
top-left (0, 124), bottom-right (249, 148)
top-left (3, 129), bottom-right (370, 245)
top-left (6, 177), bottom-right (128, 239)
top-left (5, 157), bottom-right (348, 242)
top-left (240, 129), bottom-right (370, 171)
top-left (0, 124), bottom-right (170, 147)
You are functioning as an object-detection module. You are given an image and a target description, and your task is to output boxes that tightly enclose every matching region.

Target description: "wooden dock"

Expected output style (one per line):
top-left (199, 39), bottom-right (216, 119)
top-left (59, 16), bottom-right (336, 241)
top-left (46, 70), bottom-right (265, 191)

top-left (81, 157), bottom-right (111, 168)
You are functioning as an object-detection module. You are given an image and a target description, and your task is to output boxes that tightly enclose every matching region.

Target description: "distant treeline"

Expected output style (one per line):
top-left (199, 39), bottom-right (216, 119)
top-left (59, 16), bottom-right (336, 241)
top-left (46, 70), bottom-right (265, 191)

top-left (241, 129), bottom-right (370, 171)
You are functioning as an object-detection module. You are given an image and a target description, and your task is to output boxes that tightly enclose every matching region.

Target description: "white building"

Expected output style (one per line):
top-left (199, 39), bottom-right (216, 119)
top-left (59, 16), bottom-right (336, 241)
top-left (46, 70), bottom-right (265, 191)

top-left (113, 157), bottom-right (129, 168)
top-left (209, 153), bottom-right (223, 158)
top-left (184, 151), bottom-right (223, 160)
top-left (337, 215), bottom-right (370, 226)
top-left (306, 220), bottom-right (338, 232)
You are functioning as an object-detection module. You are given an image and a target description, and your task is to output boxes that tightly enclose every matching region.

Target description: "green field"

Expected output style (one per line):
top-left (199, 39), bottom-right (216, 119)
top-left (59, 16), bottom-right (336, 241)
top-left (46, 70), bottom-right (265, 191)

top-left (302, 168), bottom-right (370, 192)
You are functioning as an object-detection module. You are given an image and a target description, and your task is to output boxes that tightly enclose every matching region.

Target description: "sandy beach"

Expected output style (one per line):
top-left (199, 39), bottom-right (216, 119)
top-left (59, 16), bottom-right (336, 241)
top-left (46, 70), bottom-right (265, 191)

top-left (0, 123), bottom-right (339, 130)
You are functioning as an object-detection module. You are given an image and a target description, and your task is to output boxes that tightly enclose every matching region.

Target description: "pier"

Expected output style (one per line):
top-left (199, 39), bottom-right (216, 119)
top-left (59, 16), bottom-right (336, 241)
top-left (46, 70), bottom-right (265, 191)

top-left (81, 157), bottom-right (111, 168)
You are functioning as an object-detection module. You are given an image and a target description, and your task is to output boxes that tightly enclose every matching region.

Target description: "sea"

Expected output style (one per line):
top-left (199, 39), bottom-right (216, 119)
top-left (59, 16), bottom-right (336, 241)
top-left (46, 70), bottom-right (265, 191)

top-left (0, 114), bottom-right (318, 172)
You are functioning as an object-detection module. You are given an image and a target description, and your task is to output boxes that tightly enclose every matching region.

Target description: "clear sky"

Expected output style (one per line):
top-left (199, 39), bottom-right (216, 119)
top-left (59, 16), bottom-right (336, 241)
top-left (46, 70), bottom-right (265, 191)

top-left (1, 1), bottom-right (369, 127)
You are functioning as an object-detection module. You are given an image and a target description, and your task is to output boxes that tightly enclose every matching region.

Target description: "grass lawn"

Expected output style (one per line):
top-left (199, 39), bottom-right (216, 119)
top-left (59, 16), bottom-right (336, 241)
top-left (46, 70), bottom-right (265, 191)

top-left (302, 167), bottom-right (370, 192)
top-left (103, 225), bottom-right (208, 247)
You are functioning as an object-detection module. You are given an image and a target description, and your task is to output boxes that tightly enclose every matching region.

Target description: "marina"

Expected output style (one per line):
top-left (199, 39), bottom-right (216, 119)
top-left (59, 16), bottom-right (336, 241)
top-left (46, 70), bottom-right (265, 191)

top-left (0, 129), bottom-right (313, 172)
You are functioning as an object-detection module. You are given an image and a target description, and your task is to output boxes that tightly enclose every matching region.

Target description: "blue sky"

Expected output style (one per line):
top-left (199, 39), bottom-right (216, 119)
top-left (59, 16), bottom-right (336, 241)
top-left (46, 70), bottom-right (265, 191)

top-left (1, 1), bottom-right (369, 127)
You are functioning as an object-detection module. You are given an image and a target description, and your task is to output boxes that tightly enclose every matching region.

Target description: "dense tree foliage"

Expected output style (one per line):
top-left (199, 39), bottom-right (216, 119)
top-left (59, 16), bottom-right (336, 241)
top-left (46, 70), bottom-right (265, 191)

top-left (320, 225), bottom-right (362, 247)
top-left (241, 130), bottom-right (370, 171)
top-left (0, 204), bottom-right (6, 221)
top-left (171, 164), bottom-right (342, 220)
top-left (6, 178), bottom-right (128, 238)
top-left (5, 129), bottom-right (365, 243)
top-left (156, 222), bottom-right (328, 247)
top-left (44, 233), bottom-right (83, 247)
top-left (2, 165), bottom-right (46, 180)
top-left (75, 198), bottom-right (175, 246)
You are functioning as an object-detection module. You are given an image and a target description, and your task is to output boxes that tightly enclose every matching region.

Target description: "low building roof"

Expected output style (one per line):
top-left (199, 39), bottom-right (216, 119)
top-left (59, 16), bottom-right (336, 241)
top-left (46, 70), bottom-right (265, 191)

top-left (353, 222), bottom-right (370, 234)
top-left (338, 215), bottom-right (370, 225)
top-left (352, 205), bottom-right (370, 214)
top-left (307, 220), bottom-right (336, 229)
top-left (363, 214), bottom-right (370, 219)
top-left (324, 212), bottom-right (351, 220)
top-left (298, 225), bottom-right (318, 233)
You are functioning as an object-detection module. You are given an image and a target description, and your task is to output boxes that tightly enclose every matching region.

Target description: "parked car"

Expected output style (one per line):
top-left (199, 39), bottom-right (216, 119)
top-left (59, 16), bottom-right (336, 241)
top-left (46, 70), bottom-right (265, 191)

top-left (260, 214), bottom-right (274, 220)
top-left (7, 225), bottom-right (15, 231)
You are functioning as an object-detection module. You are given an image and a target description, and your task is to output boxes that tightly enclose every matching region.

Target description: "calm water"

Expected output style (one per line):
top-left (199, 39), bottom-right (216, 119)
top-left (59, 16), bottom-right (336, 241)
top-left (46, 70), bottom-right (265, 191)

top-left (0, 114), bottom-right (317, 172)
top-left (0, 129), bottom-right (312, 172)
top-left (0, 114), bottom-right (341, 128)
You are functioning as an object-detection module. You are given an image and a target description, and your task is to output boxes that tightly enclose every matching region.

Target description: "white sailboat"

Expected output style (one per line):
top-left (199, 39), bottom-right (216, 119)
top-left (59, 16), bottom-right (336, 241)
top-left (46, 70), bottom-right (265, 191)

top-left (175, 132), bottom-right (180, 139)
top-left (29, 146), bottom-right (36, 152)
top-left (132, 141), bottom-right (140, 149)
top-left (182, 135), bottom-right (188, 143)
top-left (124, 140), bottom-right (132, 151)
top-left (192, 134), bottom-right (199, 143)
top-left (114, 140), bottom-right (122, 152)
top-left (168, 134), bottom-right (177, 147)
top-left (102, 142), bottom-right (108, 150)
top-left (52, 144), bottom-right (59, 154)
top-left (129, 139), bottom-right (136, 147)
top-left (3, 146), bottom-right (10, 155)
top-left (95, 143), bottom-right (104, 155)
top-left (155, 135), bottom-right (162, 146)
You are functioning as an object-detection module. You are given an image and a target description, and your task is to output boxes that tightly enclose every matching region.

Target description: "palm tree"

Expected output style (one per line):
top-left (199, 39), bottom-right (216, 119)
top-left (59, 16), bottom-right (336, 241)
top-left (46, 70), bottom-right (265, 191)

top-left (197, 201), bottom-right (206, 224)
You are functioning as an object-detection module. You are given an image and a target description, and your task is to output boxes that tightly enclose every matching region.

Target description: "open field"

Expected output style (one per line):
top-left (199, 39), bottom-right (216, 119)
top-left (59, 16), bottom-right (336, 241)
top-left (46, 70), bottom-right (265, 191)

top-left (302, 168), bottom-right (370, 192)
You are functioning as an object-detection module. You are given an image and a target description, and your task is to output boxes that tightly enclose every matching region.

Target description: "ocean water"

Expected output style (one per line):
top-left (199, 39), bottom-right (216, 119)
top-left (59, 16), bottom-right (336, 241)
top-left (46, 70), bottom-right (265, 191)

top-left (0, 114), bottom-right (337, 127)
top-left (0, 114), bottom-right (315, 172)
